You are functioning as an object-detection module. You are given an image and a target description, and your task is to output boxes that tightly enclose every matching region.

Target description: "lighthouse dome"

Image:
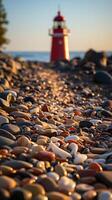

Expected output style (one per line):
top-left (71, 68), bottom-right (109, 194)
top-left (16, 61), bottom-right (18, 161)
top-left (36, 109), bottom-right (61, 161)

top-left (54, 11), bottom-right (65, 22)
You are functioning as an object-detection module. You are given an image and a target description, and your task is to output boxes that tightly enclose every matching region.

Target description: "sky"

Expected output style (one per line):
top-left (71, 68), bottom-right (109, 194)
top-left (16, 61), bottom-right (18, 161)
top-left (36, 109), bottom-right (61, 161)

top-left (4, 0), bottom-right (112, 51)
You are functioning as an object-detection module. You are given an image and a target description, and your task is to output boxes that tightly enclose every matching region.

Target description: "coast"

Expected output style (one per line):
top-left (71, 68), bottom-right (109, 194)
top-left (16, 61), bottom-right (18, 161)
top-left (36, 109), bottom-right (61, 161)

top-left (0, 49), bottom-right (112, 199)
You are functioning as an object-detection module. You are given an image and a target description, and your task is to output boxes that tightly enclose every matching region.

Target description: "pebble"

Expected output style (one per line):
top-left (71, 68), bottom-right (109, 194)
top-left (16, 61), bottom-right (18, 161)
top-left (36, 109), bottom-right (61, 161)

top-left (0, 175), bottom-right (17, 189)
top-left (89, 162), bottom-right (103, 172)
top-left (4, 160), bottom-right (33, 169)
top-left (17, 136), bottom-right (31, 148)
top-left (82, 190), bottom-right (97, 200)
top-left (2, 124), bottom-right (20, 134)
top-left (98, 191), bottom-right (112, 200)
top-left (0, 188), bottom-right (10, 200)
top-left (58, 176), bottom-right (76, 193)
top-left (65, 135), bottom-right (80, 142)
top-left (96, 171), bottom-right (112, 187)
top-left (79, 120), bottom-right (93, 128)
top-left (47, 192), bottom-right (71, 200)
top-left (0, 115), bottom-right (9, 126)
top-left (73, 153), bottom-right (87, 164)
top-left (36, 151), bottom-right (56, 162)
top-left (11, 188), bottom-right (32, 200)
top-left (71, 192), bottom-right (81, 200)
top-left (76, 184), bottom-right (94, 194)
top-left (94, 71), bottom-right (112, 84)
top-left (37, 176), bottom-right (58, 192)
top-left (0, 135), bottom-right (15, 146)
top-left (0, 128), bottom-right (16, 140)
top-left (47, 172), bottom-right (59, 181)
top-left (24, 184), bottom-right (45, 199)
top-left (55, 164), bottom-right (67, 177)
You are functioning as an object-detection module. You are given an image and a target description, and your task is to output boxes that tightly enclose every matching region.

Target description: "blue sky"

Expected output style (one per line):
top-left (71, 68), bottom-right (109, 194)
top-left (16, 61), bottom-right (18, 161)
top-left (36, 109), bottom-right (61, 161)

top-left (4, 0), bottom-right (112, 51)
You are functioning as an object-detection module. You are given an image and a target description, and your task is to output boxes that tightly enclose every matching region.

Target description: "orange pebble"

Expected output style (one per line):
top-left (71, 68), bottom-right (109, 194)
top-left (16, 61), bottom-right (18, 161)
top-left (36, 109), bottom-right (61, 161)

top-left (89, 162), bottom-right (103, 172)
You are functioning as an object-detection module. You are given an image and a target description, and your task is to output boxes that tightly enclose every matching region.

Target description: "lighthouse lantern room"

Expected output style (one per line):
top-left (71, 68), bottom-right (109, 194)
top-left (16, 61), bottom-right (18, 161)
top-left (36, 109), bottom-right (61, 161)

top-left (49, 11), bottom-right (70, 62)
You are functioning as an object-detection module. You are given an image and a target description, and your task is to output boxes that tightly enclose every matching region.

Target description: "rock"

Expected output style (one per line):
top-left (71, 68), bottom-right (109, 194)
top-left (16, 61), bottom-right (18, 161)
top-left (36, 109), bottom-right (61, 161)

top-left (24, 96), bottom-right (35, 104)
top-left (88, 162), bottom-right (103, 172)
top-left (0, 129), bottom-right (16, 140)
top-left (36, 151), bottom-right (56, 162)
top-left (96, 171), bottom-right (112, 187)
top-left (65, 135), bottom-right (80, 142)
top-left (11, 188), bottom-right (32, 200)
top-left (0, 98), bottom-right (10, 111)
top-left (98, 191), bottom-right (112, 200)
top-left (102, 100), bottom-right (112, 110)
top-left (84, 49), bottom-right (107, 66)
top-left (82, 190), bottom-right (97, 200)
top-left (73, 153), bottom-right (87, 164)
top-left (37, 176), bottom-right (58, 192)
top-left (0, 188), bottom-right (10, 200)
top-left (0, 115), bottom-right (9, 126)
top-left (4, 160), bottom-right (33, 169)
top-left (2, 124), bottom-right (20, 135)
top-left (79, 120), bottom-right (93, 128)
top-left (71, 192), bottom-right (81, 200)
top-left (55, 164), bottom-right (67, 177)
top-left (48, 142), bottom-right (72, 159)
top-left (47, 172), bottom-right (59, 181)
top-left (0, 78), bottom-right (10, 89)
top-left (0, 176), bottom-right (17, 189)
top-left (47, 192), bottom-right (71, 200)
top-left (11, 111), bottom-right (31, 120)
top-left (24, 184), bottom-right (45, 199)
top-left (94, 71), bottom-right (112, 84)
top-left (76, 184), bottom-right (94, 194)
top-left (0, 165), bottom-right (15, 176)
top-left (58, 176), bottom-right (76, 193)
top-left (17, 136), bottom-right (31, 148)
top-left (0, 136), bottom-right (15, 146)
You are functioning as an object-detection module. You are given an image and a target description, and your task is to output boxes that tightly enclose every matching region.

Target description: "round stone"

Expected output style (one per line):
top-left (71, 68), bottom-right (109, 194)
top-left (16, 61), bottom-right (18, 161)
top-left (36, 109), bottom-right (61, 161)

top-left (0, 175), bottom-right (17, 189)
top-left (89, 162), bottom-right (103, 172)
top-left (98, 191), bottom-right (112, 200)
top-left (24, 184), bottom-right (45, 199)
top-left (76, 184), bottom-right (94, 194)
top-left (36, 151), bottom-right (55, 162)
top-left (73, 153), bottom-right (87, 164)
top-left (3, 160), bottom-right (33, 169)
top-left (82, 190), bottom-right (97, 200)
top-left (54, 164), bottom-right (67, 177)
top-left (0, 128), bottom-right (16, 140)
top-left (2, 124), bottom-right (20, 135)
top-left (11, 188), bottom-right (32, 200)
top-left (0, 115), bottom-right (9, 126)
top-left (71, 192), bottom-right (81, 200)
top-left (47, 172), bottom-right (59, 181)
top-left (58, 176), bottom-right (76, 193)
top-left (47, 192), bottom-right (71, 200)
top-left (37, 177), bottom-right (58, 192)
top-left (0, 188), bottom-right (10, 200)
top-left (0, 136), bottom-right (15, 146)
top-left (79, 120), bottom-right (93, 128)
top-left (17, 136), bottom-right (31, 148)
top-left (0, 165), bottom-right (15, 175)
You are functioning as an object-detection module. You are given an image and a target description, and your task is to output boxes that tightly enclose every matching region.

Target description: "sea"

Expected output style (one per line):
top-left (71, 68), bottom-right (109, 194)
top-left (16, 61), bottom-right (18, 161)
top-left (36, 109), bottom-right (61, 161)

top-left (5, 51), bottom-right (112, 62)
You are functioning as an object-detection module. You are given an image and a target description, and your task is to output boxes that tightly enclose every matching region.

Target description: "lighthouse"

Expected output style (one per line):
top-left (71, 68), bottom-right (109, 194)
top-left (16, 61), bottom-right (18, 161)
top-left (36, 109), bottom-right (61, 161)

top-left (49, 10), bottom-right (70, 62)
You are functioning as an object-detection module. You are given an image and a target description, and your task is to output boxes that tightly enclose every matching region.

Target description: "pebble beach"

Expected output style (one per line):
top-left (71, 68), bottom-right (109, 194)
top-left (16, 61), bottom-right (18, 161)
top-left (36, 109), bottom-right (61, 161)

top-left (0, 49), bottom-right (112, 200)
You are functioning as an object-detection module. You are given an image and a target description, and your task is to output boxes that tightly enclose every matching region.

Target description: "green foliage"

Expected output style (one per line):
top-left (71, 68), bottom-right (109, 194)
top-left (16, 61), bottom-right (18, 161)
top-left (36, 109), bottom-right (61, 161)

top-left (0, 0), bottom-right (9, 48)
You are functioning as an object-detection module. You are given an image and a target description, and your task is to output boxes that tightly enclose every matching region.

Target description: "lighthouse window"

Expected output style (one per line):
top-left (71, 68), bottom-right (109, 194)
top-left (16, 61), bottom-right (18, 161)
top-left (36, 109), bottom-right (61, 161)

top-left (53, 21), bottom-right (66, 29)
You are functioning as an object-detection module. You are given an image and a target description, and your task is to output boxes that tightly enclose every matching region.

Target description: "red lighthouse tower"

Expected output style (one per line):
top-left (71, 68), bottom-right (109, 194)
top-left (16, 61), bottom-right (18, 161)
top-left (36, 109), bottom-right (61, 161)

top-left (49, 11), bottom-right (70, 62)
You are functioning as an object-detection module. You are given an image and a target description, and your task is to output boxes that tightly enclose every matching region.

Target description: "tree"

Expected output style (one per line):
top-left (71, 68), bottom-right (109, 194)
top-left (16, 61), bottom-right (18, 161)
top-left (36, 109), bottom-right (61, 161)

top-left (0, 0), bottom-right (9, 48)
